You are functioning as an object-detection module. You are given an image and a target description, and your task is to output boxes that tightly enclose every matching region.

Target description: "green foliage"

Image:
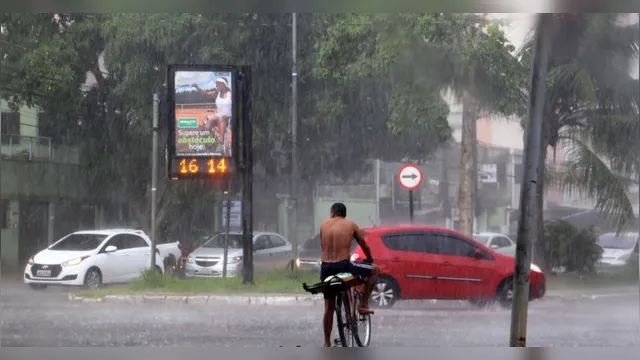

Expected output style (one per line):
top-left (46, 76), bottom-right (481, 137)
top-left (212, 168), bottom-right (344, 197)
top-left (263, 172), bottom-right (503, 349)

top-left (541, 220), bottom-right (603, 274)
top-left (0, 14), bottom-right (527, 239)
top-left (137, 268), bottom-right (167, 289)
top-left (313, 13), bottom-right (527, 164)
top-left (521, 15), bottom-right (640, 232)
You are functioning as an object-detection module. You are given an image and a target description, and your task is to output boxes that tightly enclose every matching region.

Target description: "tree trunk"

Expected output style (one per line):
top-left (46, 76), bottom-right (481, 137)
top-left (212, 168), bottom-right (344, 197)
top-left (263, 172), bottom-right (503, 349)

top-left (458, 92), bottom-right (476, 236)
top-left (471, 112), bottom-right (479, 231)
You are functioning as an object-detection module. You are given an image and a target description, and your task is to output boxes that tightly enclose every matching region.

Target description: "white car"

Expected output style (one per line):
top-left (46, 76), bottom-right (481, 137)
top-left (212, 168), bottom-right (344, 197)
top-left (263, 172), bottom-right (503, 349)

top-left (473, 232), bottom-right (516, 257)
top-left (597, 232), bottom-right (640, 271)
top-left (185, 231), bottom-right (293, 278)
top-left (24, 229), bottom-right (181, 289)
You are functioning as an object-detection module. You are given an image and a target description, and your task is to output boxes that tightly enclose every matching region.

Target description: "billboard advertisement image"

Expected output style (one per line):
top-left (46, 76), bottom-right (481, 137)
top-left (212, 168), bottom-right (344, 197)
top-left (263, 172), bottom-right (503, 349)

top-left (174, 70), bottom-right (233, 157)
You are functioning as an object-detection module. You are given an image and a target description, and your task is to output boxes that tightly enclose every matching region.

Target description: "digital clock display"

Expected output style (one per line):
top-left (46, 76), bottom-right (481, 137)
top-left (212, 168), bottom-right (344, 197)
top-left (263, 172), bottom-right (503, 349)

top-left (169, 156), bottom-right (232, 179)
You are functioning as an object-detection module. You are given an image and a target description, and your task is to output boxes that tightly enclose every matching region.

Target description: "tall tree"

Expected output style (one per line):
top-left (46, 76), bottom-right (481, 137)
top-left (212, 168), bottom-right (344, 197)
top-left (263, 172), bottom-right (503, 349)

top-left (314, 14), bottom-right (526, 235)
top-left (2, 14), bottom-right (462, 242)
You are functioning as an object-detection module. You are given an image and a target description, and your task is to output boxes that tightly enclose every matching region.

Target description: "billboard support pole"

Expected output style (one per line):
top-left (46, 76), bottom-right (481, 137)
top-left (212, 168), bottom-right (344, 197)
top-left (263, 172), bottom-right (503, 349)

top-left (150, 92), bottom-right (159, 269)
top-left (222, 182), bottom-right (232, 278)
top-left (240, 65), bottom-right (254, 285)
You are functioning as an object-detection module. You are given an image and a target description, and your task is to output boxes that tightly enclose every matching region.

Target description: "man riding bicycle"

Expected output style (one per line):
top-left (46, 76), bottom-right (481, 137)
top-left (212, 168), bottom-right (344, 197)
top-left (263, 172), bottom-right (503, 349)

top-left (319, 202), bottom-right (379, 347)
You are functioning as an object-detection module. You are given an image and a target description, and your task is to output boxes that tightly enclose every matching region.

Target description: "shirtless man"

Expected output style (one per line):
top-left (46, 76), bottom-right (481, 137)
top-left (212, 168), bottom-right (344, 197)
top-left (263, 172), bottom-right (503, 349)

top-left (319, 202), bottom-right (379, 347)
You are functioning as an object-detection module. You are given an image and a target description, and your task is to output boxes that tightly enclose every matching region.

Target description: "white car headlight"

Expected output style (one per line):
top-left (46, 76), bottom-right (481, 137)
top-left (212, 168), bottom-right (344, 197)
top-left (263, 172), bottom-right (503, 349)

top-left (27, 256), bottom-right (34, 265)
top-left (530, 263), bottom-right (542, 273)
top-left (187, 256), bottom-right (195, 264)
top-left (227, 256), bottom-right (242, 264)
top-left (62, 256), bottom-right (88, 267)
top-left (350, 253), bottom-right (359, 262)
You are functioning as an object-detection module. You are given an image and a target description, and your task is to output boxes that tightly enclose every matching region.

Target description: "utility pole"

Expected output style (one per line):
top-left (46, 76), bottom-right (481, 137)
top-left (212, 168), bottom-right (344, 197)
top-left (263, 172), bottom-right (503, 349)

top-left (375, 159), bottom-right (381, 224)
top-left (509, 13), bottom-right (552, 347)
top-left (290, 12), bottom-right (299, 273)
top-left (240, 65), bottom-right (254, 285)
top-left (150, 93), bottom-right (159, 268)
top-left (637, 13), bottom-right (640, 309)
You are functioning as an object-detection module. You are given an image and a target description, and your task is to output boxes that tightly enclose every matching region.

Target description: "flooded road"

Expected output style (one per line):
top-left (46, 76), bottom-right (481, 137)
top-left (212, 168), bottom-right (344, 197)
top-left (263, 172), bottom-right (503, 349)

top-left (1, 281), bottom-right (637, 347)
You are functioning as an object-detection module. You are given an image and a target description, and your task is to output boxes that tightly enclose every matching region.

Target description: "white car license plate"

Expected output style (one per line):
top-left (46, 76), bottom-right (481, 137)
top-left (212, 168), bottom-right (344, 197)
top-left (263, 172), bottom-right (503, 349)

top-left (36, 270), bottom-right (52, 277)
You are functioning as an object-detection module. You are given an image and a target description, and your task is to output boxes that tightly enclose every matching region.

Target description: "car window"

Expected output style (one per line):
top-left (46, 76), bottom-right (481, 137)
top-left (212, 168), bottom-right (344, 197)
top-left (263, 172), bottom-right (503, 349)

top-left (125, 234), bottom-right (149, 249)
top-left (381, 232), bottom-right (438, 254)
top-left (494, 236), bottom-right (512, 248)
top-left (103, 234), bottom-right (126, 251)
top-left (436, 234), bottom-right (476, 258)
top-left (49, 233), bottom-right (107, 251)
top-left (254, 235), bottom-right (272, 250)
top-left (269, 235), bottom-right (286, 248)
top-left (203, 234), bottom-right (243, 248)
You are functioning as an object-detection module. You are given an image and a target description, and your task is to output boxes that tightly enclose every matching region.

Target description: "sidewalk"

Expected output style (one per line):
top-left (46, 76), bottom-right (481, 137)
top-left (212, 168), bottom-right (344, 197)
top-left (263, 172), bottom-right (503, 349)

top-left (543, 285), bottom-right (638, 301)
top-left (0, 268), bottom-right (23, 282)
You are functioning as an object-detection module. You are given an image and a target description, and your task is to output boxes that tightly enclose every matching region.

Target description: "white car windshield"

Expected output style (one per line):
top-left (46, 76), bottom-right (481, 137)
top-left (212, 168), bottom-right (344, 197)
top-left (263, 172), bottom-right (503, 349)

top-left (474, 235), bottom-right (491, 245)
top-left (202, 234), bottom-right (243, 248)
top-left (49, 234), bottom-right (107, 251)
top-left (597, 234), bottom-right (637, 250)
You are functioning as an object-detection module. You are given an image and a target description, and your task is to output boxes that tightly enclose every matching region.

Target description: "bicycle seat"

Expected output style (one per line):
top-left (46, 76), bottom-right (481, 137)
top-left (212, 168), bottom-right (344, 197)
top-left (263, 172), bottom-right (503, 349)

top-left (323, 272), bottom-right (354, 283)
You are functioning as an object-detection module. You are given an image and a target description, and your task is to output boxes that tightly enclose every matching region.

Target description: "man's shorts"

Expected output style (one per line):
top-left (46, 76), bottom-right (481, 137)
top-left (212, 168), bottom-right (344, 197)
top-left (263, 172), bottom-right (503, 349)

top-left (320, 260), bottom-right (373, 299)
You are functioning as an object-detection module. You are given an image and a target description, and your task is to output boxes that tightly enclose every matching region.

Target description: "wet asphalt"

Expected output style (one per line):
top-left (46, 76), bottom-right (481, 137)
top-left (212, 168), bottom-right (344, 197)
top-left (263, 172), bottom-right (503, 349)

top-left (1, 280), bottom-right (638, 347)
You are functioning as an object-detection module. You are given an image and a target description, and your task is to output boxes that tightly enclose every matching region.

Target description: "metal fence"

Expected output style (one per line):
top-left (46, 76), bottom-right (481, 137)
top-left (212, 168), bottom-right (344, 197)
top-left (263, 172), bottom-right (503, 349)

top-left (0, 134), bottom-right (80, 164)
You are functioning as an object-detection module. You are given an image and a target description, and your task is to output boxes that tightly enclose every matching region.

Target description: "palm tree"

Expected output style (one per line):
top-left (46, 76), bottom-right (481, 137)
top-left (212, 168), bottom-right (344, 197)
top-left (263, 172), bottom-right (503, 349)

top-left (519, 14), bottom-right (639, 262)
top-left (428, 15), bottom-right (526, 235)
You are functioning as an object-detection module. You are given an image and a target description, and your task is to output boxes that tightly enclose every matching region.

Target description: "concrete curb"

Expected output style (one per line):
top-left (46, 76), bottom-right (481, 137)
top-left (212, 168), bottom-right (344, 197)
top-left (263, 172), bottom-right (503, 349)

top-left (68, 293), bottom-right (325, 306)
top-left (67, 290), bottom-right (635, 306)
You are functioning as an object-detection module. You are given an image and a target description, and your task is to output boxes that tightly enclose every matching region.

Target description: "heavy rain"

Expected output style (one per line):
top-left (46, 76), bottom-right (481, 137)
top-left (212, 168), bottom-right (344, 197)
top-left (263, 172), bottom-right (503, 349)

top-left (0, 13), bottom-right (638, 347)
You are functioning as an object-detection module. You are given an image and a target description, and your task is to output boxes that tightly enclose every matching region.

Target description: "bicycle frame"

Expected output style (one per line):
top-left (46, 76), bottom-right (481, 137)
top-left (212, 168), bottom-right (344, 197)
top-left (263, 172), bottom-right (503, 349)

top-left (302, 275), bottom-right (370, 347)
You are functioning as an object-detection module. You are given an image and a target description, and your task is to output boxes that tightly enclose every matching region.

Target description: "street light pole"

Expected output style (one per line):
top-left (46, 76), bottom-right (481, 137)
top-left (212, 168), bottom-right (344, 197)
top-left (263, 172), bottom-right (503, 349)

top-left (150, 93), bottom-right (159, 269)
top-left (291, 12), bottom-right (299, 273)
top-left (509, 14), bottom-right (552, 347)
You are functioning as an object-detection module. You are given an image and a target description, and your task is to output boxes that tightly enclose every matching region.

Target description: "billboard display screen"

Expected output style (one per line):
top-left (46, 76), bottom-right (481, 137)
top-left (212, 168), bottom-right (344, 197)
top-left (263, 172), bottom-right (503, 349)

top-left (173, 70), bottom-right (234, 157)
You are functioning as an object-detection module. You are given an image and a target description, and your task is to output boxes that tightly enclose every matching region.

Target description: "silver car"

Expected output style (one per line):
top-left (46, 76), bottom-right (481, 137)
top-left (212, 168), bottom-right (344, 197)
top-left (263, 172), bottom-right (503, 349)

top-left (185, 231), bottom-right (293, 278)
top-left (473, 232), bottom-right (516, 257)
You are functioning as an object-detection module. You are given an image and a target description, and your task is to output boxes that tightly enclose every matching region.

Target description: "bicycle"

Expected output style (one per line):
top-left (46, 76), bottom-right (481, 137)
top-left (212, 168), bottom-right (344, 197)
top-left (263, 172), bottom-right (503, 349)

top-left (303, 272), bottom-right (372, 347)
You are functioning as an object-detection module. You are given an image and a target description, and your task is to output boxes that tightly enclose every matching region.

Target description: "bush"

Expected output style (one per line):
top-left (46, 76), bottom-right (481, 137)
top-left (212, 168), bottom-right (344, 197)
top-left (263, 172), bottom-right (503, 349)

top-left (540, 220), bottom-right (603, 274)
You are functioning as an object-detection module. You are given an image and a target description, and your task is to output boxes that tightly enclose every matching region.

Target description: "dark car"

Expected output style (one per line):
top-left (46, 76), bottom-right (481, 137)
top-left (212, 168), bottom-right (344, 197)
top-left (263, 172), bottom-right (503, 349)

top-left (295, 234), bottom-right (357, 273)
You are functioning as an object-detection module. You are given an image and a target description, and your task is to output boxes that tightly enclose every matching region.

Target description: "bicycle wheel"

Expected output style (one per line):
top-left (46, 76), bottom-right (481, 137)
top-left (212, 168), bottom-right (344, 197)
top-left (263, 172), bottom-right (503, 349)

top-left (352, 290), bottom-right (372, 347)
top-left (334, 291), bottom-right (355, 347)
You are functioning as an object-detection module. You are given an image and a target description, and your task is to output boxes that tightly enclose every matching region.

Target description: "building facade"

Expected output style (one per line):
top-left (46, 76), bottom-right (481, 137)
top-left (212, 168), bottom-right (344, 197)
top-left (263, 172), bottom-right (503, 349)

top-left (0, 100), bottom-right (127, 270)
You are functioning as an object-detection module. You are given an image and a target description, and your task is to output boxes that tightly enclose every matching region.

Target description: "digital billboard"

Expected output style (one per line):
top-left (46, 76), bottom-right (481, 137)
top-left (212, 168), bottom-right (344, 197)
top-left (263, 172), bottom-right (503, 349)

top-left (173, 70), bottom-right (234, 157)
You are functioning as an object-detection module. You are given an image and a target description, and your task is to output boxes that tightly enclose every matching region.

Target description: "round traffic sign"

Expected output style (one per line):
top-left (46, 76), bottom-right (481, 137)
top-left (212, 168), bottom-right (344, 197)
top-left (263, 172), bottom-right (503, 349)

top-left (398, 164), bottom-right (423, 191)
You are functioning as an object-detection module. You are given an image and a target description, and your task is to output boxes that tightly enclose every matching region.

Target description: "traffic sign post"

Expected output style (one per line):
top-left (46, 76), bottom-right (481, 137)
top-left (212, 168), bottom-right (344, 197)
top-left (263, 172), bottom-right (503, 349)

top-left (397, 164), bottom-right (423, 223)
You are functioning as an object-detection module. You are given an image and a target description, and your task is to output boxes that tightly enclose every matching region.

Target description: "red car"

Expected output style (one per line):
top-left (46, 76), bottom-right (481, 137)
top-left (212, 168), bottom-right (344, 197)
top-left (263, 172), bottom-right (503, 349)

top-left (350, 225), bottom-right (546, 308)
